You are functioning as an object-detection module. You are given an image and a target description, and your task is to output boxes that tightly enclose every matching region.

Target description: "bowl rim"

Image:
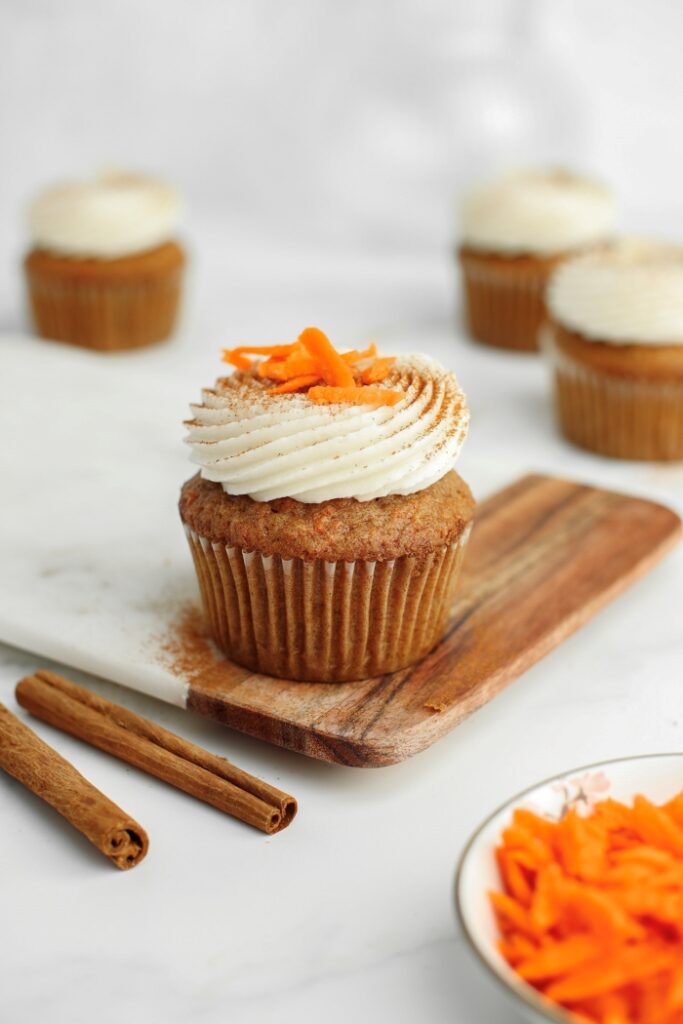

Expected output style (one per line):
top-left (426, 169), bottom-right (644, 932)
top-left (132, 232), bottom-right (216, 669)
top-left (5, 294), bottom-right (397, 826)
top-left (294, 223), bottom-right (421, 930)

top-left (453, 751), bottom-right (683, 1024)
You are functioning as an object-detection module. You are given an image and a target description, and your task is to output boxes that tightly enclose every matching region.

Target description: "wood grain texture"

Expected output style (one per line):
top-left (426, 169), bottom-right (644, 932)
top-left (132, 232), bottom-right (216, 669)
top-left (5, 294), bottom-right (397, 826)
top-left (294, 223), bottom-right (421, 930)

top-left (181, 475), bottom-right (681, 767)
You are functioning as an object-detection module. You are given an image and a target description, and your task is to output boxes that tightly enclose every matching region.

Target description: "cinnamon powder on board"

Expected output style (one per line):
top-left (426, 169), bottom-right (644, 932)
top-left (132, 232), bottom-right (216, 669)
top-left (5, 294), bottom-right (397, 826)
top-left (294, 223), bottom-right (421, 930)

top-left (155, 602), bottom-right (220, 682)
top-left (154, 602), bottom-right (252, 691)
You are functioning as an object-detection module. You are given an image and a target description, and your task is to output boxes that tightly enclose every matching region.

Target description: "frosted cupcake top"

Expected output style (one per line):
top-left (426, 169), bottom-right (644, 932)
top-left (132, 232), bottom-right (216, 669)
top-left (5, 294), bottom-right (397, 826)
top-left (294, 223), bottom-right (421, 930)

top-left (28, 172), bottom-right (182, 258)
top-left (460, 169), bottom-right (616, 256)
top-left (185, 327), bottom-right (469, 503)
top-left (548, 239), bottom-right (683, 345)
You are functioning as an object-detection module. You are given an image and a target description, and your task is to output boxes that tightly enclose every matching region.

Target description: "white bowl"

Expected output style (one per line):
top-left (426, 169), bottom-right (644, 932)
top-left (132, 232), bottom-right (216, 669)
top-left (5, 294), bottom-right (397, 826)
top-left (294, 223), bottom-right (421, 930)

top-left (454, 754), bottom-right (683, 1024)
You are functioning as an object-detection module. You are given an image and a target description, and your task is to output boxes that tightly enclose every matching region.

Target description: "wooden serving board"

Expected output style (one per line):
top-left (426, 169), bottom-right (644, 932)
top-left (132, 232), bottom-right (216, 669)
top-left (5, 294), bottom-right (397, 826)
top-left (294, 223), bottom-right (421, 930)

top-left (166, 474), bottom-right (681, 766)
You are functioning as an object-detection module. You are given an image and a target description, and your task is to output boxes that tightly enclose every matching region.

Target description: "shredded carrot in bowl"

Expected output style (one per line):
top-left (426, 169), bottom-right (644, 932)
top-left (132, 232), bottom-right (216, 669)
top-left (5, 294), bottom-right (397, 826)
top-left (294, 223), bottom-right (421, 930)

top-left (490, 792), bottom-right (683, 1024)
top-left (221, 328), bottom-right (402, 406)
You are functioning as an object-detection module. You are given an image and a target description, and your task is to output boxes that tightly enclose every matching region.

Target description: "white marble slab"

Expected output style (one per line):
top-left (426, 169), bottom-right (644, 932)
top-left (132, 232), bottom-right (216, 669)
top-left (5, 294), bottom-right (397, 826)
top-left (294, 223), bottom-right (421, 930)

top-left (2, 299), bottom-right (683, 1024)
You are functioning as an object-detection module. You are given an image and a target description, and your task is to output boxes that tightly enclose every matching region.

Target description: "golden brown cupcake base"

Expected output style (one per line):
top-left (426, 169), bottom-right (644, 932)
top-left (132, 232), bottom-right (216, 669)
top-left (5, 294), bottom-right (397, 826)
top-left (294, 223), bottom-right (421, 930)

top-left (459, 246), bottom-right (564, 352)
top-left (25, 241), bottom-right (185, 351)
top-left (179, 473), bottom-right (475, 682)
top-left (179, 471), bottom-right (474, 562)
top-left (547, 323), bottom-right (683, 461)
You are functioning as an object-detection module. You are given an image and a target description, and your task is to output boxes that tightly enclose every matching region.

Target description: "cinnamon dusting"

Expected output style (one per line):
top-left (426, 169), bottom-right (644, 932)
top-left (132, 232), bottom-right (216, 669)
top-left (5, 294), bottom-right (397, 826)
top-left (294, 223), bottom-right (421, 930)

top-left (154, 601), bottom-right (253, 692)
top-left (156, 602), bottom-right (221, 682)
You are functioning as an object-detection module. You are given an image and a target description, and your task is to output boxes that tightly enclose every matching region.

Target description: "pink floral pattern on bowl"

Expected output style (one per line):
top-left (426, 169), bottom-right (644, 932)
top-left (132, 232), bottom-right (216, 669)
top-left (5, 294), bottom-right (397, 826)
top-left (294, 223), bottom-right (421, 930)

top-left (550, 770), bottom-right (611, 817)
top-left (523, 770), bottom-right (612, 823)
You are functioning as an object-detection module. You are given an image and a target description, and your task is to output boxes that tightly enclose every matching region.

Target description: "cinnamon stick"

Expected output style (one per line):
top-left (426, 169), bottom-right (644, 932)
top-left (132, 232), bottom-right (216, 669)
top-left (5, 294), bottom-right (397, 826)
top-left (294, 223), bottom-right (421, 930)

top-left (16, 671), bottom-right (297, 834)
top-left (0, 702), bottom-right (148, 869)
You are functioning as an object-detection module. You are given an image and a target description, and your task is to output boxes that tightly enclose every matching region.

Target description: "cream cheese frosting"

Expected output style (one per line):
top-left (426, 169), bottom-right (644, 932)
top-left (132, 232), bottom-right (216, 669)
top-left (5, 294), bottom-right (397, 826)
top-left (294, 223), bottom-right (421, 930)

top-left (460, 169), bottom-right (616, 256)
top-left (185, 355), bottom-right (469, 503)
top-left (548, 239), bottom-right (683, 345)
top-left (28, 172), bottom-right (181, 257)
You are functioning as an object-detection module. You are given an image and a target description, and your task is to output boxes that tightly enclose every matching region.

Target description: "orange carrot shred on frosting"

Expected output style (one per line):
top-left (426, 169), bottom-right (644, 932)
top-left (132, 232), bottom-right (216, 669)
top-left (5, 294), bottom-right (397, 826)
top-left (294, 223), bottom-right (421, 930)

top-left (221, 329), bottom-right (404, 406)
top-left (341, 342), bottom-right (378, 364)
top-left (307, 385), bottom-right (404, 407)
top-left (361, 356), bottom-right (395, 384)
top-left (268, 374), bottom-right (321, 395)
top-left (260, 348), bottom-right (319, 381)
top-left (490, 789), bottom-right (683, 1024)
top-left (222, 350), bottom-right (253, 370)
top-left (224, 344), bottom-right (296, 359)
top-left (297, 327), bottom-right (356, 388)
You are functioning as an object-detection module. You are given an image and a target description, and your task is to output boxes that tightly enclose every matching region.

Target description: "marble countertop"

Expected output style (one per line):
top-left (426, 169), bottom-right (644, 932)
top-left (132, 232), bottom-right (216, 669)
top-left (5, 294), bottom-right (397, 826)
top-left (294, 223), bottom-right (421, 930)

top-left (2, 244), bottom-right (683, 1024)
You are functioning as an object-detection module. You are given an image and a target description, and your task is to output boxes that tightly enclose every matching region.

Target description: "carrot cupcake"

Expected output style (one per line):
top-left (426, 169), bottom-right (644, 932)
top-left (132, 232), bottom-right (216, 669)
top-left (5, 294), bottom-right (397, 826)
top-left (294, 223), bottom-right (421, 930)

top-left (458, 169), bottom-right (616, 352)
top-left (180, 327), bottom-right (474, 682)
top-left (25, 171), bottom-right (185, 351)
top-left (545, 239), bottom-right (683, 461)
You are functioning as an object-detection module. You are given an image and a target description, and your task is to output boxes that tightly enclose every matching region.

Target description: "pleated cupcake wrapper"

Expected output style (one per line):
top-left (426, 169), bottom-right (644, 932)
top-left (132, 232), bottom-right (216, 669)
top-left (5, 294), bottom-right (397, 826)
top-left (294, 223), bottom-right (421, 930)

top-left (25, 267), bottom-right (183, 351)
top-left (546, 331), bottom-right (683, 461)
top-left (185, 525), bottom-right (471, 682)
top-left (459, 252), bottom-right (553, 352)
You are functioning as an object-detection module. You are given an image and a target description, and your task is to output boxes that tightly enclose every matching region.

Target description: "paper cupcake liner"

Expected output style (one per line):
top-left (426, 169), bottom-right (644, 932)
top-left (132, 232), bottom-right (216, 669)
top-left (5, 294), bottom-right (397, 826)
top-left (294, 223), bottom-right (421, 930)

top-left (546, 332), bottom-right (683, 461)
top-left (184, 526), bottom-right (471, 682)
top-left (25, 259), bottom-right (183, 352)
top-left (459, 250), bottom-right (556, 352)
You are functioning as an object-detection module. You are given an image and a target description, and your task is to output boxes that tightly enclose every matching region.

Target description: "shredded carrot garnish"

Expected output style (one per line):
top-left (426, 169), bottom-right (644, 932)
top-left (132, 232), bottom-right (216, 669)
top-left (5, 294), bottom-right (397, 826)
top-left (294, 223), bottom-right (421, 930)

top-left (259, 347), bottom-right (318, 381)
top-left (298, 327), bottom-right (356, 388)
top-left (341, 342), bottom-right (378, 365)
top-left (268, 374), bottom-right (321, 395)
top-left (361, 356), bottom-right (395, 384)
top-left (490, 794), bottom-right (683, 1024)
top-left (307, 385), bottom-right (403, 406)
top-left (222, 344), bottom-right (295, 370)
top-left (222, 350), bottom-right (253, 370)
top-left (220, 328), bottom-right (403, 406)
top-left (225, 344), bottom-right (296, 359)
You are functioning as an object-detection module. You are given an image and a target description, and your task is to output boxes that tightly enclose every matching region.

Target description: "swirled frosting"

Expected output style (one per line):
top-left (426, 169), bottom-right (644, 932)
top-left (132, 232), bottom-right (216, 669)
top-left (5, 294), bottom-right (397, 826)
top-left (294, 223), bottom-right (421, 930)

top-left (185, 355), bottom-right (469, 503)
top-left (460, 169), bottom-right (616, 255)
top-left (28, 172), bottom-right (181, 257)
top-left (548, 239), bottom-right (683, 345)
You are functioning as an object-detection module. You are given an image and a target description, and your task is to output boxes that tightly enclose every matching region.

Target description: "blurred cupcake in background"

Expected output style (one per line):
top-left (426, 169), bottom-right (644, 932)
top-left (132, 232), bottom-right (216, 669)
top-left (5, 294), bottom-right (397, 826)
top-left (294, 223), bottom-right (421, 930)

top-left (458, 169), bottom-right (616, 352)
top-left (25, 171), bottom-right (185, 351)
top-left (545, 239), bottom-right (683, 461)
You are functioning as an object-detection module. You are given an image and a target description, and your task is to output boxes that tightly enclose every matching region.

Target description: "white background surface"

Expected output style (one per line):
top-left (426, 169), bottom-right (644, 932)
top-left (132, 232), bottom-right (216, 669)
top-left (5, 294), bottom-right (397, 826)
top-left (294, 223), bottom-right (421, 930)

top-left (2, 3), bottom-right (683, 1023)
